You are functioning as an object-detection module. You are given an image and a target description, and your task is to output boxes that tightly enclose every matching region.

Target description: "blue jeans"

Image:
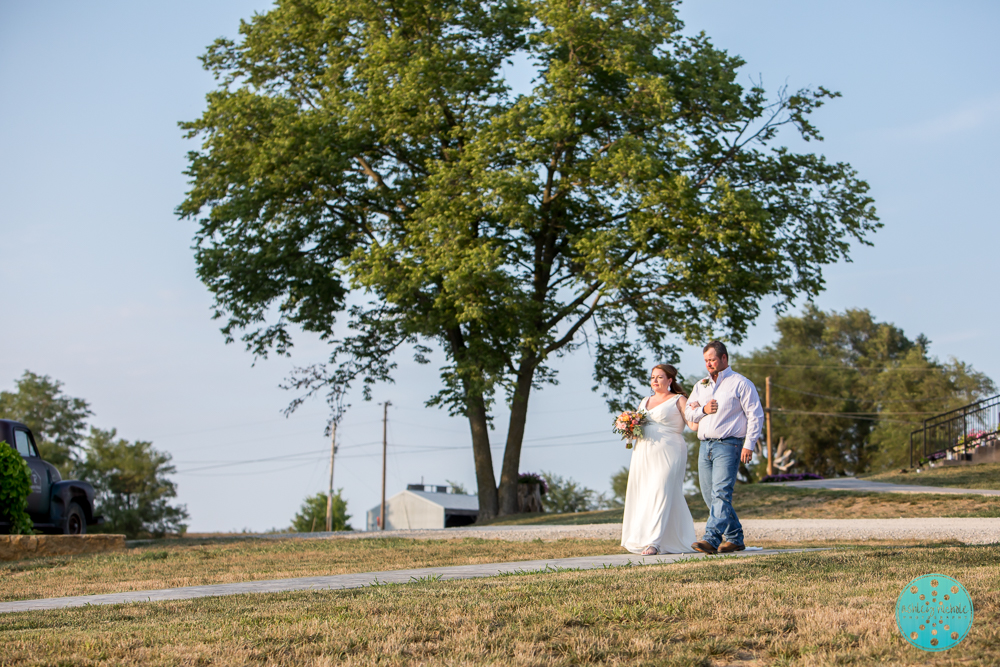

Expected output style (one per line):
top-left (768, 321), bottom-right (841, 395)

top-left (698, 437), bottom-right (743, 548)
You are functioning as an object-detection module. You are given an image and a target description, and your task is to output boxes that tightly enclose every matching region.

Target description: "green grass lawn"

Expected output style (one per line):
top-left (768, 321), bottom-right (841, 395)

top-left (5, 477), bottom-right (998, 607)
top-left (862, 462), bottom-right (1000, 489)
top-left (487, 484), bottom-right (1000, 525)
top-left (0, 537), bottom-right (625, 603)
top-left (2, 544), bottom-right (997, 666)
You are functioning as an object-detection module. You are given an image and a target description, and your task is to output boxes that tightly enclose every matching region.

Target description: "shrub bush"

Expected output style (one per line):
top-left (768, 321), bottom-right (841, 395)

top-left (517, 472), bottom-right (548, 495)
top-left (0, 441), bottom-right (34, 534)
top-left (540, 471), bottom-right (613, 513)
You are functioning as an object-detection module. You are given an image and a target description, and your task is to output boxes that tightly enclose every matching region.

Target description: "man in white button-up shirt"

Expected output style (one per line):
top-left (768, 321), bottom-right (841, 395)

top-left (684, 341), bottom-right (764, 554)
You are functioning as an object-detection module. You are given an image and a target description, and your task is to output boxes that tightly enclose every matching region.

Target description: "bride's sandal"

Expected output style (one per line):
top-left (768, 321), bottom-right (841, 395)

top-left (641, 545), bottom-right (658, 556)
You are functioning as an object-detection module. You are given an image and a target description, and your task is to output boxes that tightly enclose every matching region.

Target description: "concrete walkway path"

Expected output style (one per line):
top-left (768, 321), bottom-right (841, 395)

top-left (0, 548), bottom-right (815, 614)
top-left (769, 477), bottom-right (1000, 496)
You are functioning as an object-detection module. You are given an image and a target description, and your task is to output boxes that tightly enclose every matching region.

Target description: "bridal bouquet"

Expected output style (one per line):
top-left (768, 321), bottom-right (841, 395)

top-left (612, 409), bottom-right (648, 449)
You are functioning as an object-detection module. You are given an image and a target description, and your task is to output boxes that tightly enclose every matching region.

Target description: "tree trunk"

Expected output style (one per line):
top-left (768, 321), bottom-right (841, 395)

top-left (467, 390), bottom-right (499, 522)
top-left (498, 359), bottom-right (536, 516)
top-left (445, 325), bottom-right (500, 522)
top-left (517, 483), bottom-right (544, 513)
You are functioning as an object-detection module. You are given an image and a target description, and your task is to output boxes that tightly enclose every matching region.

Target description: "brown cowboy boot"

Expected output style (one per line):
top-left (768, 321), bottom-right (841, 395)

top-left (691, 540), bottom-right (717, 555)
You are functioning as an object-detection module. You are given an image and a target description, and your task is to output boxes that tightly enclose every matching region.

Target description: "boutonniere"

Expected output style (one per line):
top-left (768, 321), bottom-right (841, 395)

top-left (699, 379), bottom-right (710, 387)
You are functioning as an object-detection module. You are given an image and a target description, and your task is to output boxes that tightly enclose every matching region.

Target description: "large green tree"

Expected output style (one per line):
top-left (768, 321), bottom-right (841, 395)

top-left (77, 428), bottom-right (189, 538)
top-left (179, 0), bottom-right (878, 519)
top-left (734, 306), bottom-right (994, 476)
top-left (0, 371), bottom-right (92, 476)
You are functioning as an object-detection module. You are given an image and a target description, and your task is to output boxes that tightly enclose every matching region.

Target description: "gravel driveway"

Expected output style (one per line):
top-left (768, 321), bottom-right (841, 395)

top-left (278, 517), bottom-right (1000, 545)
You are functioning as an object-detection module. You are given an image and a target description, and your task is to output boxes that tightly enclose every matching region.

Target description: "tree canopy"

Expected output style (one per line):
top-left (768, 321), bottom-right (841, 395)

top-left (733, 306), bottom-right (995, 476)
top-left (0, 371), bottom-right (190, 535)
top-left (179, 0), bottom-right (879, 518)
top-left (0, 371), bottom-right (92, 476)
top-left (77, 428), bottom-right (189, 538)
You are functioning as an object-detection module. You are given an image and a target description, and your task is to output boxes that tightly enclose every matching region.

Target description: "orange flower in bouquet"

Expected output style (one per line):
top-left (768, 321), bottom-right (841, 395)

top-left (612, 409), bottom-right (648, 449)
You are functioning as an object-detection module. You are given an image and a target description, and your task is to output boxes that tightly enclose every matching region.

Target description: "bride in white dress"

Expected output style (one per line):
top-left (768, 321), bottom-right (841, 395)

top-left (621, 364), bottom-right (700, 555)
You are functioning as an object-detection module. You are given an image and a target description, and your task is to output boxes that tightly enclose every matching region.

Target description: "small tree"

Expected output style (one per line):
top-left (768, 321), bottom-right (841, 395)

top-left (445, 480), bottom-right (468, 494)
top-left (0, 442), bottom-right (33, 535)
top-left (291, 490), bottom-right (352, 532)
top-left (540, 471), bottom-right (603, 514)
top-left (77, 428), bottom-right (189, 538)
top-left (609, 467), bottom-right (628, 508)
top-left (0, 371), bottom-right (92, 477)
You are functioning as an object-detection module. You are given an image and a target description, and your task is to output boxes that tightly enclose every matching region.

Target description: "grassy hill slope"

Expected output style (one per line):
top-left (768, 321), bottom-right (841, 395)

top-left (862, 461), bottom-right (1000, 489)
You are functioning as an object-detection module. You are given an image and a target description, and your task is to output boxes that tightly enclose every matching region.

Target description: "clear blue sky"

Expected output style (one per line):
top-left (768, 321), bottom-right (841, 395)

top-left (2, 1), bottom-right (998, 532)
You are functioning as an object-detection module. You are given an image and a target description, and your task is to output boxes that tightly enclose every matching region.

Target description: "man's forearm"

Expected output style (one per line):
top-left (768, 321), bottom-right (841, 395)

top-left (684, 387), bottom-right (706, 422)
top-left (742, 389), bottom-right (764, 449)
top-left (686, 408), bottom-right (705, 423)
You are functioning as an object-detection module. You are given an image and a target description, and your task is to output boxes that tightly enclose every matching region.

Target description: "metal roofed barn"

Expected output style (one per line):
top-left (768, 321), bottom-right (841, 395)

top-left (366, 485), bottom-right (479, 531)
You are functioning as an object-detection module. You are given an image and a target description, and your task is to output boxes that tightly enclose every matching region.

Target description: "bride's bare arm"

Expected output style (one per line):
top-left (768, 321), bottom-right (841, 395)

top-left (676, 396), bottom-right (701, 431)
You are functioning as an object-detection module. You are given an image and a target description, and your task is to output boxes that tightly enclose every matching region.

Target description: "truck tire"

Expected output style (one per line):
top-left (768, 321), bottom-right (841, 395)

top-left (63, 502), bottom-right (86, 535)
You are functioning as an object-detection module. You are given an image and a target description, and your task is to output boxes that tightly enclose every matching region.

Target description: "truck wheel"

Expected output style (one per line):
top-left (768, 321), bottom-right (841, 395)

top-left (63, 502), bottom-right (86, 535)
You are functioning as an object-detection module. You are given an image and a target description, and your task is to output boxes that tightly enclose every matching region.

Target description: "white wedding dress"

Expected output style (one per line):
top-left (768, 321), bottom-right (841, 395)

top-left (620, 395), bottom-right (697, 554)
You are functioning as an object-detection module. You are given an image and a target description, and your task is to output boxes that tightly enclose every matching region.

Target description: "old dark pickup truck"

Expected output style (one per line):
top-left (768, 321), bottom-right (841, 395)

top-left (1, 419), bottom-right (102, 534)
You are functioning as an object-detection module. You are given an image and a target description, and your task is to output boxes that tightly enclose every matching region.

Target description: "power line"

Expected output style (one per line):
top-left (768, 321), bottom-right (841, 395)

top-left (735, 364), bottom-right (948, 372)
top-left (389, 420), bottom-right (467, 434)
top-left (774, 409), bottom-right (933, 415)
top-left (771, 383), bottom-right (956, 404)
top-left (770, 408), bottom-right (922, 425)
top-left (174, 449), bottom-right (330, 474)
top-left (174, 441), bottom-right (378, 473)
top-left (156, 420), bottom-right (387, 457)
top-left (165, 428), bottom-right (328, 455)
top-left (172, 440), bottom-right (378, 465)
top-left (173, 435), bottom-right (621, 475)
top-left (148, 416), bottom-right (323, 440)
top-left (174, 406), bottom-right (946, 475)
top-left (212, 441), bottom-right (597, 467)
top-left (525, 429), bottom-right (606, 442)
top-left (394, 405), bottom-right (596, 416)
top-left (389, 421), bottom-right (610, 442)
top-left (183, 460), bottom-right (324, 477)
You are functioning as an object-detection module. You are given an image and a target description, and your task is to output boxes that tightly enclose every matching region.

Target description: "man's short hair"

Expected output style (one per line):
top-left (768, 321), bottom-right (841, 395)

top-left (703, 340), bottom-right (728, 358)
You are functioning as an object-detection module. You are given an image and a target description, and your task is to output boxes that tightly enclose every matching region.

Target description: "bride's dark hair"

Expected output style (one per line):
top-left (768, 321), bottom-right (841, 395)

top-left (651, 364), bottom-right (687, 397)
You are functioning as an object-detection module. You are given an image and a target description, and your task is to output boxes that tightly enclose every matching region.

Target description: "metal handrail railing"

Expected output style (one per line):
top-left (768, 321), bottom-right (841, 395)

top-left (909, 394), bottom-right (1000, 467)
top-left (922, 394), bottom-right (999, 427)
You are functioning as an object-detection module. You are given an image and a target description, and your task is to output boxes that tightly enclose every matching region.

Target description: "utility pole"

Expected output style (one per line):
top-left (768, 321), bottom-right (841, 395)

top-left (325, 421), bottom-right (337, 532)
top-left (765, 376), bottom-right (773, 476)
top-left (380, 400), bottom-right (391, 530)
